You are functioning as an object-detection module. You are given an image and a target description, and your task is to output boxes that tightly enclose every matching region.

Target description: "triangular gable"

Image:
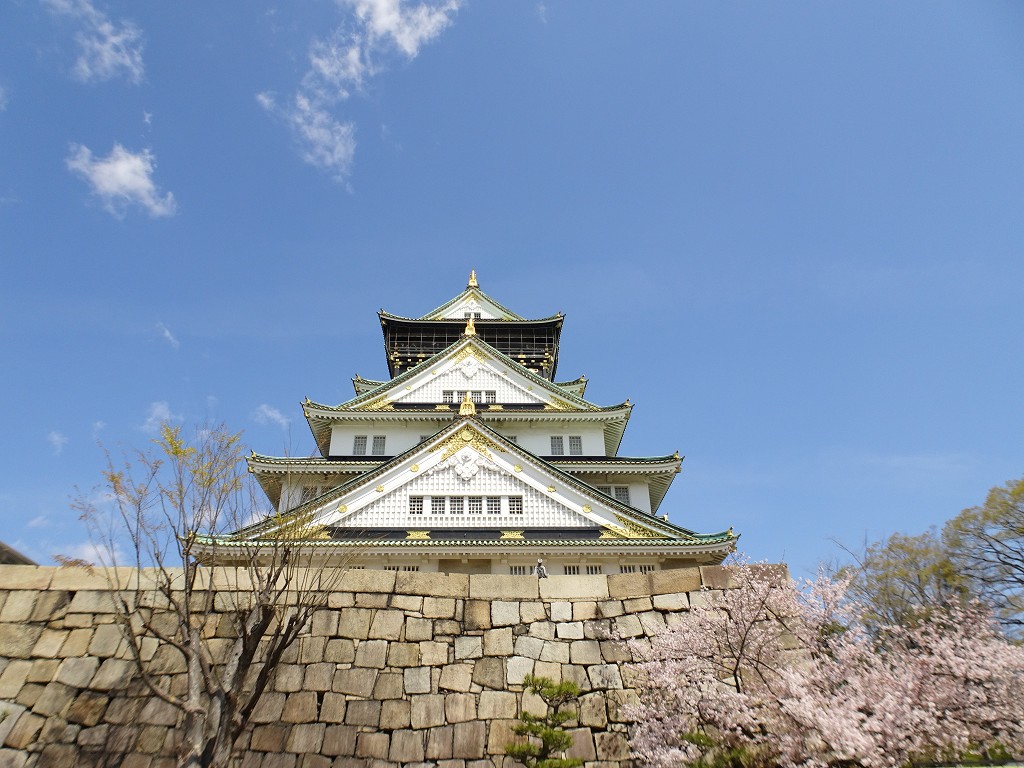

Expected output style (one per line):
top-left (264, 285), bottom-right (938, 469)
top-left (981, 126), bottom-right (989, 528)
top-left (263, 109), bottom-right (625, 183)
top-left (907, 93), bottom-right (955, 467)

top-left (421, 287), bottom-right (524, 321)
top-left (337, 336), bottom-right (602, 412)
top-left (245, 419), bottom-right (687, 542)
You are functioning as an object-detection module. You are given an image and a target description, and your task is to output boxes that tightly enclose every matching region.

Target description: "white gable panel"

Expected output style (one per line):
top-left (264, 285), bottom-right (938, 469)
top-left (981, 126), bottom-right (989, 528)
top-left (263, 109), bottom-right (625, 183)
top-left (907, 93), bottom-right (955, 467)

top-left (336, 461), bottom-right (593, 530)
top-left (392, 352), bottom-right (551, 406)
top-left (435, 294), bottom-right (505, 320)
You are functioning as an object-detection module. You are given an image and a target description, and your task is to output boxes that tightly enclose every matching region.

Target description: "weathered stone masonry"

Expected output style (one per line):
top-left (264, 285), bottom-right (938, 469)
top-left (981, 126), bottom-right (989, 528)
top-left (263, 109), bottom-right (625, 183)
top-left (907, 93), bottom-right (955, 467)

top-left (0, 565), bottom-right (735, 768)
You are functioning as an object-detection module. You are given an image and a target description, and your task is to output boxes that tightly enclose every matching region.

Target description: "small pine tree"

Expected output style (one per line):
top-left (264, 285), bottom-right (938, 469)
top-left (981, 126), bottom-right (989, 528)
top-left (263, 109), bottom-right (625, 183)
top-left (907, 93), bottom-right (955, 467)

top-left (505, 674), bottom-right (584, 768)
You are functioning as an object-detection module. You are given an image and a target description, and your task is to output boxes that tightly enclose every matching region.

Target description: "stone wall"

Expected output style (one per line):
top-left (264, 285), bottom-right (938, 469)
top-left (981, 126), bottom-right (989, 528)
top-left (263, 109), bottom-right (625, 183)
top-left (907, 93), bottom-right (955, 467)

top-left (0, 564), bottom-right (733, 768)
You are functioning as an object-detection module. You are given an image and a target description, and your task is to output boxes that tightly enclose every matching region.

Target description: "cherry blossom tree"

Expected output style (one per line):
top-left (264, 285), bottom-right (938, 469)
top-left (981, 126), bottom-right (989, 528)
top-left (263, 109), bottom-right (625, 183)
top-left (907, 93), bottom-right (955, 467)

top-left (628, 561), bottom-right (1024, 768)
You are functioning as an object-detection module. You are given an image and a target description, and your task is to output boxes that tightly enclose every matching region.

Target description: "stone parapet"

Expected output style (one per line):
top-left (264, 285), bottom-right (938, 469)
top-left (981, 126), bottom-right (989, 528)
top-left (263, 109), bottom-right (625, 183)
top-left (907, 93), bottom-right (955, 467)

top-left (0, 564), bottom-right (767, 768)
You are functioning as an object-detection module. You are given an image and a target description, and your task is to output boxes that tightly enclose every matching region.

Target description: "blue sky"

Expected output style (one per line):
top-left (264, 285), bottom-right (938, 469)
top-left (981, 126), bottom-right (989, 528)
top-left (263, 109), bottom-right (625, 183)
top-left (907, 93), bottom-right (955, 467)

top-left (2, 1), bottom-right (1022, 575)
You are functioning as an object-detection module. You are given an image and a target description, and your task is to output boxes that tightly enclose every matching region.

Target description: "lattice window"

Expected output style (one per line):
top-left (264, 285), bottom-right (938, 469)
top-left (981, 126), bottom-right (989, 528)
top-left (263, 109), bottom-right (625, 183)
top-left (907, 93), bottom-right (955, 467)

top-left (443, 390), bottom-right (455, 404)
top-left (371, 436), bottom-right (387, 455)
top-left (564, 565), bottom-right (580, 575)
top-left (449, 497), bottom-right (464, 515)
top-left (468, 497), bottom-right (483, 515)
top-left (431, 497), bottom-right (446, 515)
top-left (586, 565), bottom-right (603, 575)
top-left (508, 497), bottom-right (523, 515)
top-left (597, 485), bottom-right (632, 505)
top-left (487, 497), bottom-right (501, 515)
top-left (353, 436), bottom-right (367, 455)
top-left (510, 565), bottom-right (529, 576)
top-left (639, 564), bottom-right (656, 574)
top-left (550, 436), bottom-right (564, 455)
top-left (401, 565), bottom-right (420, 572)
top-left (568, 436), bottom-right (583, 455)
top-left (409, 497), bottom-right (424, 515)
top-left (485, 391), bottom-right (496, 404)
top-left (619, 565), bottom-right (637, 574)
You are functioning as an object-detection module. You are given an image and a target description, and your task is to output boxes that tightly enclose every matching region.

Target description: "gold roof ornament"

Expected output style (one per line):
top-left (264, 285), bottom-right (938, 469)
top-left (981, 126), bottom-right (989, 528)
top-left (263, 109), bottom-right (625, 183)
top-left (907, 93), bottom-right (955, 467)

top-left (459, 391), bottom-right (477, 417)
top-left (464, 315), bottom-right (477, 336)
top-left (468, 269), bottom-right (478, 288)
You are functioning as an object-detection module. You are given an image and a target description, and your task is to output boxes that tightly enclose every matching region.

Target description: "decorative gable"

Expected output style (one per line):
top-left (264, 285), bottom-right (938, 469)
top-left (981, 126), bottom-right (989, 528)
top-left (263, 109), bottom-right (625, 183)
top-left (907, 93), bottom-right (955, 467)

top-left (262, 420), bottom-right (669, 540)
top-left (423, 289), bottom-right (519, 321)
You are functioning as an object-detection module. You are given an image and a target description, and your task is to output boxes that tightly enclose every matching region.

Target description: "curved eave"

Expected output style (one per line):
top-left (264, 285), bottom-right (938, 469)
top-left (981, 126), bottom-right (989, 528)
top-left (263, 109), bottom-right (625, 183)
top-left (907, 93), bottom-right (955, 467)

top-left (378, 311), bottom-right (565, 325)
top-left (193, 535), bottom-right (738, 565)
top-left (316, 336), bottom-right (608, 414)
top-left (554, 377), bottom-right (587, 396)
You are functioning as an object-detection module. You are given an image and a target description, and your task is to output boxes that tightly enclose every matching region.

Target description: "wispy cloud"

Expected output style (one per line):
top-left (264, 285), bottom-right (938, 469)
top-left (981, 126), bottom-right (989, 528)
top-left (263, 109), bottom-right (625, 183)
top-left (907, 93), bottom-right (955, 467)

top-left (252, 404), bottom-right (290, 430)
top-left (156, 321), bottom-right (180, 349)
top-left (42, 0), bottom-right (144, 84)
top-left (260, 0), bottom-right (460, 182)
top-left (66, 143), bottom-right (177, 218)
top-left (142, 401), bottom-right (180, 433)
top-left (537, 3), bottom-right (548, 24)
top-left (91, 420), bottom-right (106, 438)
top-left (0, 85), bottom-right (8, 111)
top-left (47, 430), bottom-right (69, 455)
top-left (27, 515), bottom-right (50, 529)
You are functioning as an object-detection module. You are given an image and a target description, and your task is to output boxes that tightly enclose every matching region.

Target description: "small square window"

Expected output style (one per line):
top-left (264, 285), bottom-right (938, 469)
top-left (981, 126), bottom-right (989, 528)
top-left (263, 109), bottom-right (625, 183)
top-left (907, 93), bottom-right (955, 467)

top-left (353, 436), bottom-right (368, 455)
top-left (449, 497), bottom-right (464, 515)
top-left (620, 565), bottom-right (637, 574)
top-left (442, 391), bottom-right (455, 404)
top-left (568, 436), bottom-right (583, 455)
top-left (550, 436), bottom-right (564, 456)
top-left (639, 564), bottom-right (656, 574)
top-left (485, 391), bottom-right (496, 404)
top-left (510, 565), bottom-right (529, 576)
top-left (371, 436), bottom-right (386, 455)
top-left (487, 497), bottom-right (501, 515)
top-left (431, 497), bottom-right (446, 515)
top-left (564, 565), bottom-right (580, 575)
top-left (508, 497), bottom-right (523, 515)
top-left (468, 497), bottom-right (483, 515)
top-left (614, 487), bottom-right (631, 505)
top-left (409, 497), bottom-right (424, 515)
top-left (585, 565), bottom-right (603, 575)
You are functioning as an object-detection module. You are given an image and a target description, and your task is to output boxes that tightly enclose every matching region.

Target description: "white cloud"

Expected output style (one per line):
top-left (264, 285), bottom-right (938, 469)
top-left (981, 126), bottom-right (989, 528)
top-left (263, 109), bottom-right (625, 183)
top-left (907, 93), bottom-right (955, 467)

top-left (142, 401), bottom-right (180, 433)
top-left (537, 3), bottom-right (548, 24)
top-left (91, 420), bottom-right (106, 438)
top-left (66, 143), bottom-right (177, 218)
top-left (252, 404), bottom-right (290, 430)
top-left (42, 0), bottom-right (144, 83)
top-left (27, 515), bottom-right (49, 529)
top-left (156, 321), bottom-right (180, 349)
top-left (61, 539), bottom-right (124, 567)
top-left (48, 430), bottom-right (69, 455)
top-left (262, 0), bottom-right (460, 181)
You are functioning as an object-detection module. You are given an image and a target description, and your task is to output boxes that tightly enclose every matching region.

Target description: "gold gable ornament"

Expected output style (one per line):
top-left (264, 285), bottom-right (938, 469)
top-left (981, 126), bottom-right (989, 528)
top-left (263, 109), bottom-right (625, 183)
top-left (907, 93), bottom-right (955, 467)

top-left (459, 391), bottom-right (477, 417)
top-left (464, 315), bottom-right (477, 336)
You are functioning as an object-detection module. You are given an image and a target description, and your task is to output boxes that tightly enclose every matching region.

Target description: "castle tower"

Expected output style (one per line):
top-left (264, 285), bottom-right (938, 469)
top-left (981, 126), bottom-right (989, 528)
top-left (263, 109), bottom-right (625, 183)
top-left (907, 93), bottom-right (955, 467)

top-left (212, 272), bottom-right (737, 574)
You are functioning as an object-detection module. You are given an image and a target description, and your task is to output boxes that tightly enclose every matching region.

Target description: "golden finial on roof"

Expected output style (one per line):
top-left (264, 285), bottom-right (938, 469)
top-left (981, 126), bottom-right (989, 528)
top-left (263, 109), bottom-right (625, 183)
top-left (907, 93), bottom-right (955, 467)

top-left (464, 315), bottom-right (477, 336)
top-left (468, 269), bottom-right (478, 288)
top-left (459, 391), bottom-right (477, 417)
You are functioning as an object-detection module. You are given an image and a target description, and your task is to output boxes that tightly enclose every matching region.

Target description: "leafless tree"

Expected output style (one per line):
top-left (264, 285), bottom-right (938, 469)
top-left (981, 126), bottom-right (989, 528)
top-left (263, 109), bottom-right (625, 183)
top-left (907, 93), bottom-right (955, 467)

top-left (67, 423), bottom-right (350, 768)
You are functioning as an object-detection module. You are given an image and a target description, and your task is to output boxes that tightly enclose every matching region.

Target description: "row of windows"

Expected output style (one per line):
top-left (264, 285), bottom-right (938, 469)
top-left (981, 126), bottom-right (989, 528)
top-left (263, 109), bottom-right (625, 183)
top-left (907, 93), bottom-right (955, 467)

top-left (409, 495), bottom-right (524, 515)
top-left (596, 485), bottom-right (632, 505)
top-left (353, 435), bottom-right (387, 455)
top-left (442, 390), bottom-right (497, 404)
top-left (550, 436), bottom-right (583, 455)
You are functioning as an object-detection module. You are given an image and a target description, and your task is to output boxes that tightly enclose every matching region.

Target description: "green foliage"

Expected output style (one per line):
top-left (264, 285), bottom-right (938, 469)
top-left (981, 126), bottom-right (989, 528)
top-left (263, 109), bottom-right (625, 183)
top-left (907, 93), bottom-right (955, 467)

top-left (505, 675), bottom-right (583, 768)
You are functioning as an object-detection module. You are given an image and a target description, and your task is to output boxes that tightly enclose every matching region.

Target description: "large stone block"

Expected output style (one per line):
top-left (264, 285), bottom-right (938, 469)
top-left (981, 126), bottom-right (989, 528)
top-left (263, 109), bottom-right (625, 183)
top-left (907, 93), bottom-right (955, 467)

top-left (31, 629), bottom-right (68, 659)
top-left (612, 614), bottom-right (643, 638)
top-left (355, 732), bottom-right (390, 760)
top-left (638, 611), bottom-right (666, 636)
top-left (55, 657), bottom-right (99, 689)
top-left (397, 571), bottom-right (469, 598)
top-left (252, 724), bottom-right (288, 752)
top-left (324, 638), bottom-right (356, 663)
top-left (587, 664), bottom-right (624, 690)
top-left (490, 601), bottom-right (520, 627)
top-left (373, 672), bottom-right (405, 700)
top-left (322, 724), bottom-right (358, 757)
top-left (410, 694), bottom-right (445, 729)
top-left (623, 596), bottom-right (653, 613)
top-left (454, 636), bottom-right (482, 660)
top-left (438, 664), bottom-right (473, 692)
top-left (482, 628), bottom-right (513, 656)
top-left (478, 691), bottom-right (517, 719)
top-left (88, 658), bottom-right (134, 691)
top-left (652, 592), bottom-right (689, 612)
top-left (65, 691), bottom-right (109, 727)
top-left (0, 565), bottom-right (52, 589)
top-left (298, 636), bottom-right (328, 664)
top-left (569, 640), bottom-right (603, 665)
top-left (250, 691), bottom-right (285, 724)
top-left (0, 592), bottom-right (37, 623)
top-left (303, 662), bottom-right (335, 691)
top-left (333, 668), bottom-right (378, 697)
top-left (87, 624), bottom-right (125, 658)
top-left (387, 642), bottom-right (421, 668)
top-left (340, 569), bottom-right (396, 594)
top-left (311, 609), bottom-right (339, 637)
top-left (444, 692), bottom-right (476, 723)
top-left (345, 699), bottom-right (382, 727)
top-left (420, 641), bottom-right (448, 666)
top-left (549, 601), bottom-right (572, 622)
top-left (566, 728), bottom-right (597, 761)
top-left (282, 691), bottom-right (319, 723)
top-left (368, 610), bottom-right (405, 640)
top-left (354, 639), bottom-right (389, 668)
top-left (650, 567), bottom-right (701, 595)
top-left (579, 692), bottom-right (608, 727)
top-left (25, 659), bottom-right (58, 685)
top-left (471, 657), bottom-right (504, 689)
top-left (520, 601), bottom-right (547, 623)
top-left (404, 666), bottom-right (431, 695)
top-left (275, 664), bottom-right (304, 693)
top-left (3, 711), bottom-right (43, 749)
top-left (532, 660), bottom-right (561, 682)
top-left (595, 731), bottom-right (630, 761)
top-left (554, 622), bottom-right (584, 640)
top-left (425, 725), bottom-right (454, 760)
top-left (354, 592), bottom-right (389, 609)
top-left (468, 574), bottom-right (538, 601)
top-left (513, 635), bottom-right (544, 660)
top-left (463, 600), bottom-right (491, 631)
top-left (451, 721), bottom-right (486, 759)
top-left (506, 656), bottom-right (535, 685)
top-left (0, 625), bottom-right (42, 659)
top-left (405, 617), bottom-right (433, 641)
top-left (381, 698), bottom-right (411, 729)
top-left (389, 729), bottom-right (426, 762)
top-left (285, 723), bottom-right (326, 753)
top-left (539, 641), bottom-right (570, 663)
top-left (485, 718), bottom-right (520, 755)
top-left (31, 681), bottom-right (75, 717)
top-left (337, 608), bottom-right (373, 639)
top-left (539, 575), bottom-right (609, 601)
top-left (422, 597), bottom-right (456, 619)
